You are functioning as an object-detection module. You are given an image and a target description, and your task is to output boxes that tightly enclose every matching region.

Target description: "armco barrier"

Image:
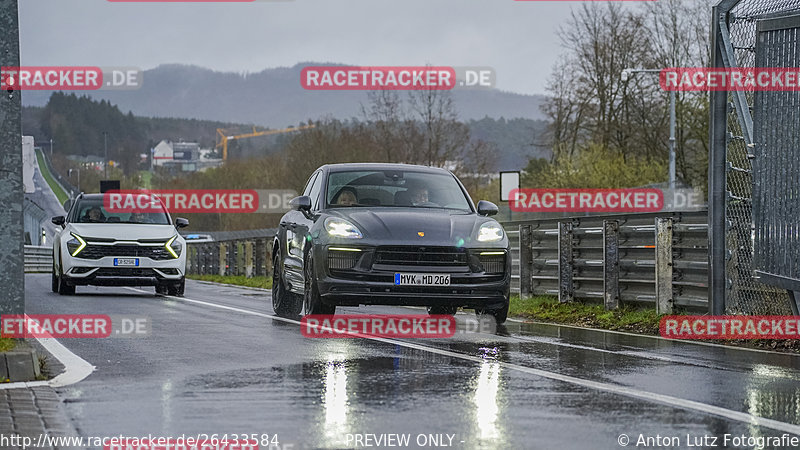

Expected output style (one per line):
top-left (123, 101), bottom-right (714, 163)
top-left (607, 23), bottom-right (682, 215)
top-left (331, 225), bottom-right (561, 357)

top-left (503, 210), bottom-right (708, 311)
top-left (185, 229), bottom-right (276, 278)
top-left (24, 245), bottom-right (52, 273)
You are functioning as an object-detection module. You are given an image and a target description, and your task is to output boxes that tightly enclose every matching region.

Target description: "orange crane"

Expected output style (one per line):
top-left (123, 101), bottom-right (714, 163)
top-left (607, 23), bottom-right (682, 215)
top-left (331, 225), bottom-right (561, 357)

top-left (215, 124), bottom-right (316, 160)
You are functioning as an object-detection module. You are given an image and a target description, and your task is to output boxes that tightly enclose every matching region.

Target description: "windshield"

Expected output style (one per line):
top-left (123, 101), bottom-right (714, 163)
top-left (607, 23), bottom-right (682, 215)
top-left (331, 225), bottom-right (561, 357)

top-left (326, 170), bottom-right (472, 211)
top-left (71, 198), bottom-right (171, 225)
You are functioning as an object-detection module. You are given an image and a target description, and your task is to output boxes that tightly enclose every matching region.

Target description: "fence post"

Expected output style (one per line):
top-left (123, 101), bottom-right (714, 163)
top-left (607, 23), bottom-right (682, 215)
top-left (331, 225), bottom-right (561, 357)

top-left (245, 241), bottom-right (254, 278)
top-left (255, 239), bottom-right (265, 277)
top-left (603, 220), bottom-right (620, 310)
top-left (558, 221), bottom-right (574, 303)
top-left (218, 242), bottom-right (227, 276)
top-left (655, 217), bottom-right (674, 314)
top-left (519, 224), bottom-right (532, 298)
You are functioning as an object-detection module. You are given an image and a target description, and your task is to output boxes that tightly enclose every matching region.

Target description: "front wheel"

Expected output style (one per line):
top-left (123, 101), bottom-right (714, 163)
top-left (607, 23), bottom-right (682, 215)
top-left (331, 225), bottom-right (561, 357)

top-left (51, 262), bottom-right (58, 293)
top-left (303, 253), bottom-right (335, 316)
top-left (272, 251), bottom-right (298, 318)
top-left (475, 300), bottom-right (509, 324)
top-left (167, 279), bottom-right (185, 296)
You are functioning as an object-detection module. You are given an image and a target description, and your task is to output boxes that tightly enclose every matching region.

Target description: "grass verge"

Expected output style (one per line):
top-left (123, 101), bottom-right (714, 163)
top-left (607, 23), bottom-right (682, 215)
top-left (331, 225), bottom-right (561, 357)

top-left (35, 149), bottom-right (69, 205)
top-left (0, 338), bottom-right (16, 353)
top-left (509, 295), bottom-right (663, 335)
top-left (187, 274), bottom-right (273, 290)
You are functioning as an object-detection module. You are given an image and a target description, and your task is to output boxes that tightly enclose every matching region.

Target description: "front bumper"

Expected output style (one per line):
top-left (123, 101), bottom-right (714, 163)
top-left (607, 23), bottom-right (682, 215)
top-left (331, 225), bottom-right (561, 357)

top-left (316, 245), bottom-right (510, 309)
top-left (62, 256), bottom-right (185, 287)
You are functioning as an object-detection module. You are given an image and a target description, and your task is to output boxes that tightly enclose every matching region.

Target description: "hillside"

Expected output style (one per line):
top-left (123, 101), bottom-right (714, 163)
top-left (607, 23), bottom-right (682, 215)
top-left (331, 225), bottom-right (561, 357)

top-left (21, 63), bottom-right (548, 127)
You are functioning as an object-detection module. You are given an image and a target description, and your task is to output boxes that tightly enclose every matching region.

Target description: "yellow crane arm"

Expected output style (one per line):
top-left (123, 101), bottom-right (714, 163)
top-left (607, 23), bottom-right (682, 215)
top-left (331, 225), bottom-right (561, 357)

top-left (215, 124), bottom-right (316, 160)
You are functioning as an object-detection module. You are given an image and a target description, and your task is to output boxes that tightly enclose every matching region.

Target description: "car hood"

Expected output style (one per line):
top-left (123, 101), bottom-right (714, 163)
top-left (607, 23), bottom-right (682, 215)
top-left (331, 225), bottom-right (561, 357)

top-left (68, 223), bottom-right (178, 241)
top-left (327, 208), bottom-right (503, 247)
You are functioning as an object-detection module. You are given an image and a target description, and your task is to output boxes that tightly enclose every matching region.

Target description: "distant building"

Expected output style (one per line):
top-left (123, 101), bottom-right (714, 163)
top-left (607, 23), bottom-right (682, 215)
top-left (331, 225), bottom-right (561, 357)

top-left (151, 140), bottom-right (222, 173)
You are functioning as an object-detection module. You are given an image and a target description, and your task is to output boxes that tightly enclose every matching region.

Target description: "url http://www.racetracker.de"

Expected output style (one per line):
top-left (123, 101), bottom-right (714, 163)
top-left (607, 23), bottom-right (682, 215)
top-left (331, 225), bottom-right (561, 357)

top-left (0, 433), bottom-right (287, 450)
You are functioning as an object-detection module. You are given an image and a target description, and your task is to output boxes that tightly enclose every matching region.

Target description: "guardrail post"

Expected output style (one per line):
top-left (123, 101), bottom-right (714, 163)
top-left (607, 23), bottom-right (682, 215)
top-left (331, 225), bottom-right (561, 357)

top-left (219, 242), bottom-right (227, 276)
top-left (245, 241), bottom-right (254, 278)
top-left (603, 220), bottom-right (620, 310)
top-left (519, 224), bottom-right (532, 298)
top-left (558, 221), bottom-right (574, 303)
top-left (655, 217), bottom-right (674, 314)
top-left (255, 239), bottom-right (265, 277)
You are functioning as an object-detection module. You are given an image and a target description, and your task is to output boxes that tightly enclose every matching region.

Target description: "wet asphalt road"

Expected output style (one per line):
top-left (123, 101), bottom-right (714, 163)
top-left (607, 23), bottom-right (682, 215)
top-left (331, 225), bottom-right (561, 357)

top-left (23, 274), bottom-right (800, 449)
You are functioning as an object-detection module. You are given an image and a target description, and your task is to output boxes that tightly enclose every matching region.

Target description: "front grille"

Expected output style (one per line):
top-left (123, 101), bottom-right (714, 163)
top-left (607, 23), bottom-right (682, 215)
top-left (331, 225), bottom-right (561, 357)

top-left (328, 250), bottom-right (361, 270)
top-left (478, 253), bottom-right (506, 274)
top-left (77, 244), bottom-right (173, 260)
top-left (94, 268), bottom-right (157, 277)
top-left (374, 246), bottom-right (468, 267)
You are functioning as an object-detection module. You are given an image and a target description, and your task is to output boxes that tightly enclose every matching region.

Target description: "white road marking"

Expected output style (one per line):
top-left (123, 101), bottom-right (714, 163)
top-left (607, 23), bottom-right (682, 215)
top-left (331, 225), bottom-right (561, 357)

top-left (0, 318), bottom-right (95, 390)
top-left (133, 286), bottom-right (800, 436)
top-left (40, 336), bottom-right (95, 387)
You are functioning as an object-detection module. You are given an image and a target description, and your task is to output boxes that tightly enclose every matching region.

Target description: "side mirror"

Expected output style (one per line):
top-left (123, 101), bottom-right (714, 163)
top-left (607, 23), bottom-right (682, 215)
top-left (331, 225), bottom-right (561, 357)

top-left (175, 218), bottom-right (189, 228)
top-left (476, 200), bottom-right (499, 217)
top-left (51, 216), bottom-right (66, 226)
top-left (290, 195), bottom-right (312, 212)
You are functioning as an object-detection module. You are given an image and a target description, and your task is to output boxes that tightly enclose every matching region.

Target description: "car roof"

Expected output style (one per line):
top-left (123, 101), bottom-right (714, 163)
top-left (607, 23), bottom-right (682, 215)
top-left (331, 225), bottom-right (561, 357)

top-left (321, 163), bottom-right (452, 174)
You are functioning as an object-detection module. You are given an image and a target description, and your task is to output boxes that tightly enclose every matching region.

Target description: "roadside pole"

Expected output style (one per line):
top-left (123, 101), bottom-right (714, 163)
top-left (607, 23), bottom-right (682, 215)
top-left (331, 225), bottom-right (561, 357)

top-left (0, 0), bottom-right (25, 315)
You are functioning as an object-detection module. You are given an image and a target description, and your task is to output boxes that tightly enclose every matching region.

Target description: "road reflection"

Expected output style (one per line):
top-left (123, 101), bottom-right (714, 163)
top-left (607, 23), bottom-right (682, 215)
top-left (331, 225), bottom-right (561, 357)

top-left (473, 361), bottom-right (502, 442)
top-left (322, 356), bottom-right (349, 445)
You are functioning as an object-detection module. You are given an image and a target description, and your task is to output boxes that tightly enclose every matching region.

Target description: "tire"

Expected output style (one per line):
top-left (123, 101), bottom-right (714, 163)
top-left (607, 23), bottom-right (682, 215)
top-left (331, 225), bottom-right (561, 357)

top-left (303, 253), bottom-right (335, 316)
top-left (155, 284), bottom-right (169, 295)
top-left (56, 267), bottom-right (75, 295)
top-left (167, 279), bottom-right (185, 296)
top-left (427, 306), bottom-right (457, 315)
top-left (475, 299), bottom-right (509, 324)
top-left (272, 251), bottom-right (298, 318)
top-left (51, 262), bottom-right (58, 293)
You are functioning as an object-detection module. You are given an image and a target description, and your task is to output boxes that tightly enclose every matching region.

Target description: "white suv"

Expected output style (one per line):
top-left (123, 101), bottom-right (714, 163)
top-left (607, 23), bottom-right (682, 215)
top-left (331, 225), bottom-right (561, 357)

top-left (51, 193), bottom-right (189, 296)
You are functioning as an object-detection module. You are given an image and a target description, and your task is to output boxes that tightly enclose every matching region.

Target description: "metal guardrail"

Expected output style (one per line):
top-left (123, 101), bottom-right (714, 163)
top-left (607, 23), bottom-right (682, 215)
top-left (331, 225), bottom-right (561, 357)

top-left (24, 245), bottom-right (52, 273)
top-left (37, 149), bottom-right (77, 200)
top-left (186, 232), bottom-right (276, 278)
top-left (503, 210), bottom-right (709, 311)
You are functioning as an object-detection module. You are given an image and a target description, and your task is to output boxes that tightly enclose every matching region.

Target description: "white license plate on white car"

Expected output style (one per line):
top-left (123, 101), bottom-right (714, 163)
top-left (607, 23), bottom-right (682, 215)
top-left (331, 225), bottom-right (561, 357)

top-left (114, 258), bottom-right (139, 267)
top-left (394, 273), bottom-right (450, 286)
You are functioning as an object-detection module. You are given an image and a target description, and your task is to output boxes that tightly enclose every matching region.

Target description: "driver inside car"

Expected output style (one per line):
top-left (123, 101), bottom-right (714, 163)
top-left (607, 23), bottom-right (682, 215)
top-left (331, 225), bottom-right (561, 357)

top-left (333, 187), bottom-right (358, 206)
top-left (408, 185), bottom-right (430, 206)
top-left (83, 206), bottom-right (105, 223)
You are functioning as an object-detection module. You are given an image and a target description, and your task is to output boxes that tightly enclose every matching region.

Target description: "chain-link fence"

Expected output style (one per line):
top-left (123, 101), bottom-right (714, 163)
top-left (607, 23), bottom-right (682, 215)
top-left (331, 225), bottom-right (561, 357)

top-left (709, 0), bottom-right (800, 314)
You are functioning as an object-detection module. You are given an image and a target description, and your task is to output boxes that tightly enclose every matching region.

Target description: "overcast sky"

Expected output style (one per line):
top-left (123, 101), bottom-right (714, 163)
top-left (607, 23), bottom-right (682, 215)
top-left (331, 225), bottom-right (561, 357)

top-left (18, 0), bottom-right (576, 96)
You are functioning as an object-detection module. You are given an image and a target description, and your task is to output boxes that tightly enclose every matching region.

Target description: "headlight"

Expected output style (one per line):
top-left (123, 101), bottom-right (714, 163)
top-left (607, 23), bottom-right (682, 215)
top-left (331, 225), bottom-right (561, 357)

top-left (325, 217), bottom-right (363, 239)
top-left (67, 233), bottom-right (86, 256)
top-left (166, 235), bottom-right (182, 258)
top-left (477, 222), bottom-right (504, 242)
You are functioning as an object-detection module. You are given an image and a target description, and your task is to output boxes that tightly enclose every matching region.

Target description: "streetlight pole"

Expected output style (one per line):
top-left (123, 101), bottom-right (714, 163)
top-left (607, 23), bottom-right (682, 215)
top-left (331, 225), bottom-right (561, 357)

top-left (621, 68), bottom-right (676, 190)
top-left (103, 131), bottom-right (108, 179)
top-left (50, 138), bottom-right (53, 157)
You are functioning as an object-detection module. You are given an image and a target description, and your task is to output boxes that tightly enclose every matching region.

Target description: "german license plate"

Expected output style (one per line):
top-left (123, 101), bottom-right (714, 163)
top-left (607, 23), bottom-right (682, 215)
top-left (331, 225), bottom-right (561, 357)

top-left (114, 258), bottom-right (139, 267)
top-left (394, 273), bottom-right (450, 286)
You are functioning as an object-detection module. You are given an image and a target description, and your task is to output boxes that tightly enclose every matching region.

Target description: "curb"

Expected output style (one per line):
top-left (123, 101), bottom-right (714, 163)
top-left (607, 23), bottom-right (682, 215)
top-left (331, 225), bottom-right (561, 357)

top-left (0, 344), bottom-right (41, 383)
